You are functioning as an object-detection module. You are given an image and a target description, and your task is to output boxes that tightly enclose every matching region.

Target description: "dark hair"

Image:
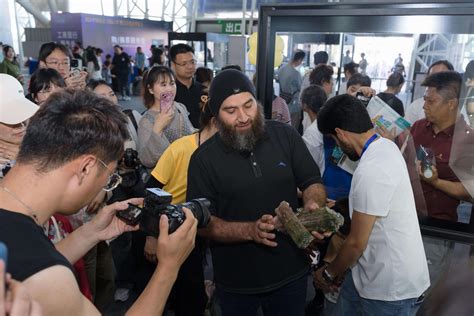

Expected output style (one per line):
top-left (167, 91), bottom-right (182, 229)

top-left (292, 50), bottom-right (306, 62)
top-left (317, 94), bottom-right (373, 135)
top-left (465, 60), bottom-right (474, 80)
top-left (428, 60), bottom-right (454, 74)
top-left (347, 73), bottom-right (371, 89)
top-left (114, 45), bottom-right (122, 50)
top-left (86, 48), bottom-right (100, 71)
top-left (313, 51), bottom-right (329, 65)
top-left (29, 68), bottom-right (66, 102)
top-left (195, 67), bottom-right (213, 85)
top-left (149, 48), bottom-right (164, 66)
top-left (309, 64), bottom-right (333, 86)
top-left (142, 66), bottom-right (175, 108)
top-left (386, 72), bottom-right (405, 87)
top-left (301, 85), bottom-right (328, 114)
top-left (17, 89), bottom-right (129, 171)
top-left (38, 42), bottom-right (71, 62)
top-left (221, 64), bottom-right (242, 72)
top-left (86, 79), bottom-right (111, 91)
top-left (344, 62), bottom-right (359, 76)
top-left (199, 99), bottom-right (214, 131)
top-left (422, 71), bottom-right (462, 101)
top-left (96, 48), bottom-right (103, 55)
top-left (169, 44), bottom-right (194, 62)
top-left (105, 54), bottom-right (111, 59)
top-left (2, 45), bottom-right (13, 56)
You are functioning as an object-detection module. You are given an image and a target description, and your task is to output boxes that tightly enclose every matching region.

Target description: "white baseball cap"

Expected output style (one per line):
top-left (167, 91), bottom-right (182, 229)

top-left (0, 74), bottom-right (38, 124)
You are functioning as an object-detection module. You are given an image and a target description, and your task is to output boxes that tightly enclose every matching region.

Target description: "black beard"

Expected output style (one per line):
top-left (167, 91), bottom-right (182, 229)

top-left (339, 141), bottom-right (360, 161)
top-left (216, 105), bottom-right (266, 153)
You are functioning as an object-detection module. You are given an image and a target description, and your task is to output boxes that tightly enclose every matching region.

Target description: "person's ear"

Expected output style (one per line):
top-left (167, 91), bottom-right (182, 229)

top-left (39, 60), bottom-right (47, 68)
top-left (75, 155), bottom-right (97, 185)
top-left (334, 128), bottom-right (347, 142)
top-left (447, 98), bottom-right (458, 111)
top-left (147, 85), bottom-right (154, 95)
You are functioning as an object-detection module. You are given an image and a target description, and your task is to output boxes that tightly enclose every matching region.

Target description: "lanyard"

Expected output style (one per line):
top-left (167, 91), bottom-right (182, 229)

top-left (360, 134), bottom-right (379, 158)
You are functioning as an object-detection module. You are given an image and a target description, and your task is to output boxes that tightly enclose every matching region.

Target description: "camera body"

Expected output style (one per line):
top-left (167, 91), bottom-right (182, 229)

top-left (356, 91), bottom-right (371, 107)
top-left (123, 148), bottom-right (140, 169)
top-left (117, 188), bottom-right (211, 237)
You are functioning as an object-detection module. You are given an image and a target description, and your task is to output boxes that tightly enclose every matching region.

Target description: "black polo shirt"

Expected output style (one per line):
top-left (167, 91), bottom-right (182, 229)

top-left (175, 79), bottom-right (205, 128)
top-left (187, 120), bottom-right (322, 294)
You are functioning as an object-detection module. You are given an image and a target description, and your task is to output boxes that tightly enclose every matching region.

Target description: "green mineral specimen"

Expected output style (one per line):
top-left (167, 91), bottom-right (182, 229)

top-left (295, 207), bottom-right (344, 233)
top-left (275, 201), bottom-right (345, 249)
top-left (275, 201), bottom-right (315, 249)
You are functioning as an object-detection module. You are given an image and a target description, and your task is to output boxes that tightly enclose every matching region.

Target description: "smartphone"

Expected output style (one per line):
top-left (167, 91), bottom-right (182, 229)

top-left (70, 58), bottom-right (82, 71)
top-left (160, 91), bottom-right (174, 112)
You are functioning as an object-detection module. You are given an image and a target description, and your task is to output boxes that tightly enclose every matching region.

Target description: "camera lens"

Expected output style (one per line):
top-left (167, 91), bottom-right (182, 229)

top-left (179, 198), bottom-right (211, 228)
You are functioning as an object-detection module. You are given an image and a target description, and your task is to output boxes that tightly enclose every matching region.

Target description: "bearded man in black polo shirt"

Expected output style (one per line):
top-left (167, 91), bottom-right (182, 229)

top-left (187, 69), bottom-right (327, 316)
top-left (170, 44), bottom-right (206, 128)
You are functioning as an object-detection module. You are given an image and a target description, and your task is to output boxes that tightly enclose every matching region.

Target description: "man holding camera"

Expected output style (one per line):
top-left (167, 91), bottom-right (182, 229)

top-left (0, 89), bottom-right (197, 315)
top-left (187, 69), bottom-right (327, 315)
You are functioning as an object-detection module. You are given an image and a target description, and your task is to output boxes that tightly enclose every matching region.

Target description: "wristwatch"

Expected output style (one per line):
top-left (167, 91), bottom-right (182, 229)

top-left (322, 267), bottom-right (335, 283)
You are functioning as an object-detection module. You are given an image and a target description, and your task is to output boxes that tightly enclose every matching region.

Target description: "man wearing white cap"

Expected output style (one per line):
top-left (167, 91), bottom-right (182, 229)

top-left (0, 73), bottom-right (39, 177)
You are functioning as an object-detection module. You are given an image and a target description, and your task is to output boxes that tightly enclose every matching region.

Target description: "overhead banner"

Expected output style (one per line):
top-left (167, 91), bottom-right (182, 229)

top-left (51, 13), bottom-right (173, 56)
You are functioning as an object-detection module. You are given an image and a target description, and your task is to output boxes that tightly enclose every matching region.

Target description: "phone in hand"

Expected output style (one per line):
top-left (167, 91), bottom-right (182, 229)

top-left (160, 92), bottom-right (174, 112)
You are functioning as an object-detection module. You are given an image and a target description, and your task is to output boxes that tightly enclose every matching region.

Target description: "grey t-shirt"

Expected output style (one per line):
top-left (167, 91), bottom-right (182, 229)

top-left (278, 64), bottom-right (302, 113)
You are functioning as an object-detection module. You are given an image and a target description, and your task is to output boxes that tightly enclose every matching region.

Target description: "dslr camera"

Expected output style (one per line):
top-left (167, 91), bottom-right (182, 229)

top-left (116, 188), bottom-right (211, 237)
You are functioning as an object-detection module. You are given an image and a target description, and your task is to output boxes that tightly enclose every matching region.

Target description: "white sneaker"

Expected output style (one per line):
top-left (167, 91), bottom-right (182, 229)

top-left (123, 96), bottom-right (131, 101)
top-left (114, 288), bottom-right (130, 302)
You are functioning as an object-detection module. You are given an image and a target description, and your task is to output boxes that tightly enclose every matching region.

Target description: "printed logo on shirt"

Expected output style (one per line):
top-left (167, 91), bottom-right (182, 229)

top-left (277, 162), bottom-right (287, 167)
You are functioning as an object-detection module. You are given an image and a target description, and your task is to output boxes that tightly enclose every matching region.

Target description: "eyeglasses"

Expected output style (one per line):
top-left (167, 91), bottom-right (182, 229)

top-left (173, 59), bottom-right (197, 67)
top-left (45, 60), bottom-right (70, 67)
top-left (97, 159), bottom-right (122, 192)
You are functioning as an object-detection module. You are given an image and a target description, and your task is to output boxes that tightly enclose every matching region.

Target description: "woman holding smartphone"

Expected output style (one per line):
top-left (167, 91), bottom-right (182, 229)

top-left (137, 66), bottom-right (195, 170)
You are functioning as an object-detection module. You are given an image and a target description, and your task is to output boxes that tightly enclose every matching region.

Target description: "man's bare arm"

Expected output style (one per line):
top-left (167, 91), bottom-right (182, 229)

top-left (431, 179), bottom-right (472, 201)
top-left (23, 265), bottom-right (99, 316)
top-left (198, 215), bottom-right (278, 247)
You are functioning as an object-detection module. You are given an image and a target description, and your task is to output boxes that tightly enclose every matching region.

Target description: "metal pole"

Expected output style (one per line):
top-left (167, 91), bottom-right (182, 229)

top-left (241, 0), bottom-right (247, 36)
top-left (161, 0), bottom-right (166, 20)
top-left (100, 0), bottom-right (104, 15)
top-left (171, 0), bottom-right (176, 30)
top-left (248, 0), bottom-right (256, 35)
top-left (47, 0), bottom-right (58, 13)
top-left (15, 0), bottom-right (50, 26)
top-left (13, 1), bottom-right (24, 67)
top-left (145, 0), bottom-right (149, 19)
top-left (113, 0), bottom-right (118, 16)
top-left (190, 0), bottom-right (198, 32)
top-left (127, 0), bottom-right (130, 17)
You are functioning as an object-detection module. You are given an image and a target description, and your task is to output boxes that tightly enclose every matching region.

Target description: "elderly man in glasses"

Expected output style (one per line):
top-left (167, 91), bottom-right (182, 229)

top-left (0, 88), bottom-right (198, 316)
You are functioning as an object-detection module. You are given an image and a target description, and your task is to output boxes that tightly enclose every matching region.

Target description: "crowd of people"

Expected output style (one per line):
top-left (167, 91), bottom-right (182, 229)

top-left (0, 36), bottom-right (473, 316)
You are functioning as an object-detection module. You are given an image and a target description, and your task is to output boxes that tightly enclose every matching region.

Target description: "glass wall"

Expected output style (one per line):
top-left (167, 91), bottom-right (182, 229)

top-left (256, 4), bottom-right (474, 307)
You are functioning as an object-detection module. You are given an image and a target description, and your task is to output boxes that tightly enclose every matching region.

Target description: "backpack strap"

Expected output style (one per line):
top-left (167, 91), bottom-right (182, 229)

top-left (123, 109), bottom-right (138, 131)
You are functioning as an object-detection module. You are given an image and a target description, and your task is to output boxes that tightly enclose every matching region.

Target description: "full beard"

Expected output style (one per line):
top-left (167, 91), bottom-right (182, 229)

top-left (339, 141), bottom-right (360, 161)
top-left (217, 105), bottom-right (266, 153)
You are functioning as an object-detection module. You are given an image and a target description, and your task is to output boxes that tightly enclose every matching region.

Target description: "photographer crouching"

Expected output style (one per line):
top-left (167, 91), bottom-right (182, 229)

top-left (0, 89), bottom-right (198, 315)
